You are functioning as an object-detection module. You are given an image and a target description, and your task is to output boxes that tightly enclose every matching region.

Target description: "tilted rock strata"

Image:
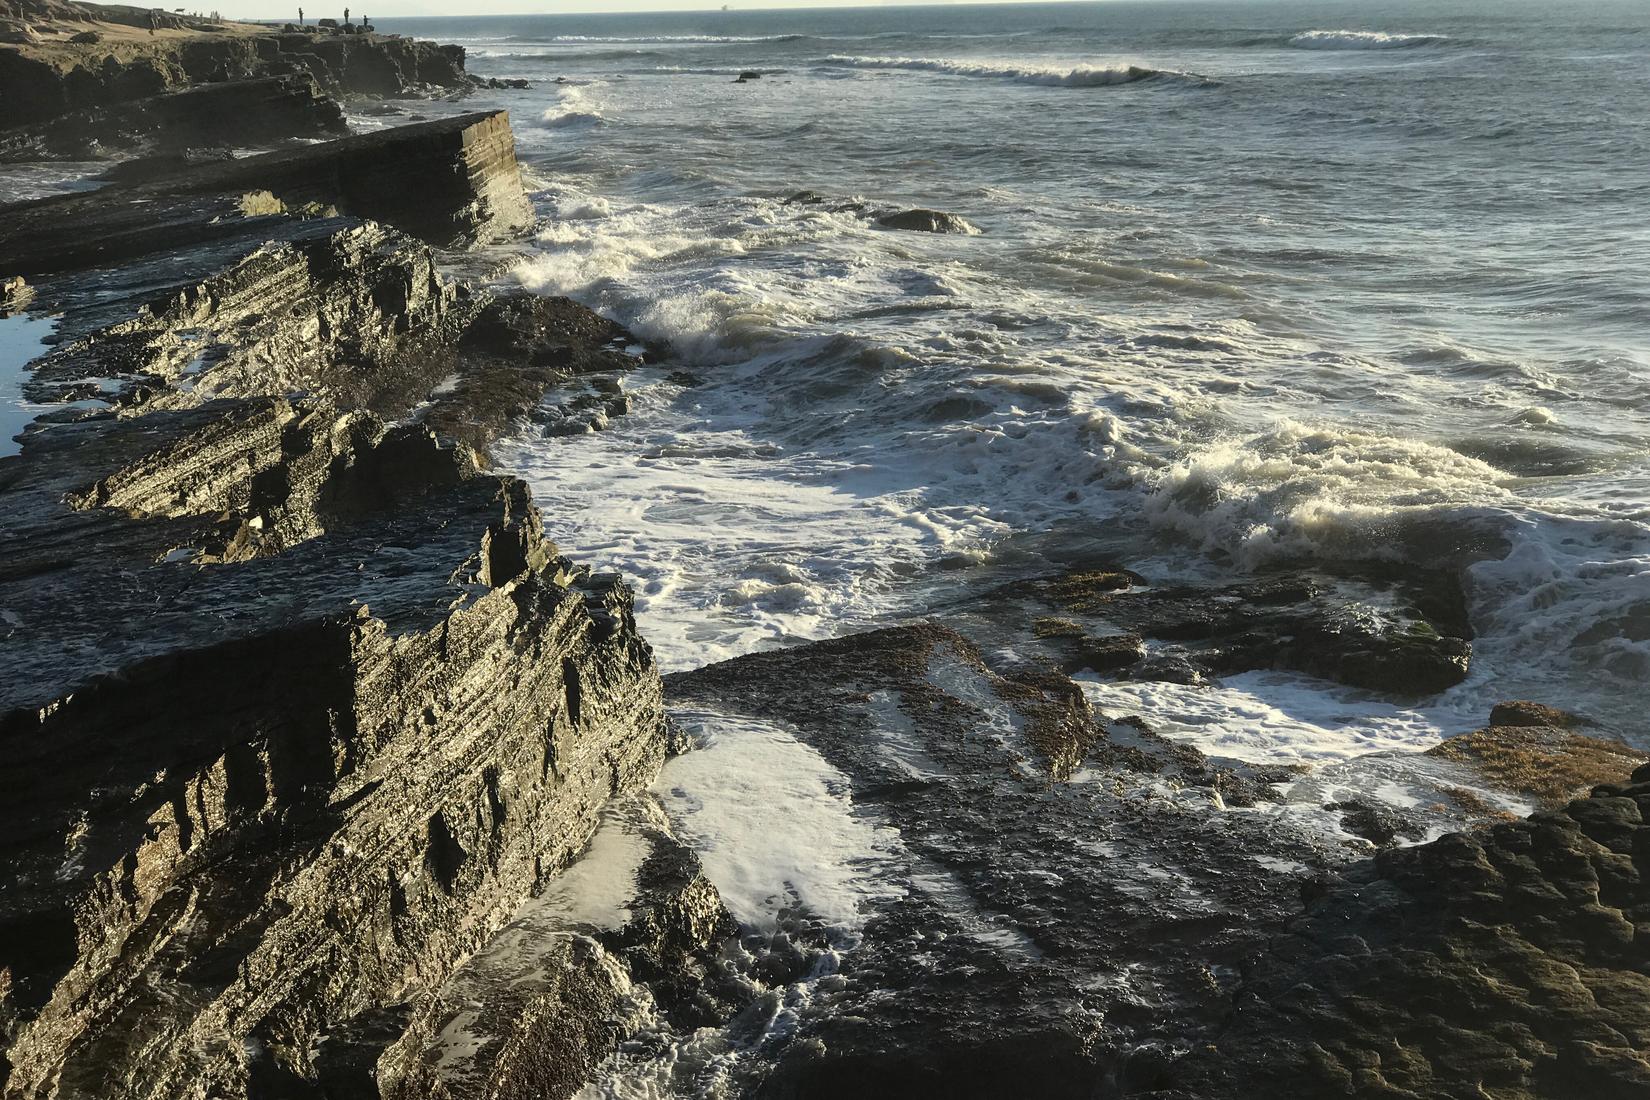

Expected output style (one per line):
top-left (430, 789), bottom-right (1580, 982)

top-left (0, 110), bottom-right (533, 277)
top-left (0, 112), bottom-right (700, 1097)
top-left (0, 395), bottom-right (671, 1097)
top-left (0, 2), bottom-right (470, 129)
top-left (0, 74), bottom-right (346, 163)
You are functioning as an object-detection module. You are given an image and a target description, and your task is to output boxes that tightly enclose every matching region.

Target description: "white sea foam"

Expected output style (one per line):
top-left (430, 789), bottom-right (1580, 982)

top-left (1289, 30), bottom-right (1449, 50)
top-left (538, 84), bottom-right (605, 129)
top-left (1142, 420), bottom-right (1513, 568)
top-left (818, 54), bottom-right (1200, 87)
top-left (655, 709), bottom-right (903, 930)
top-left (1077, 671), bottom-right (1482, 765)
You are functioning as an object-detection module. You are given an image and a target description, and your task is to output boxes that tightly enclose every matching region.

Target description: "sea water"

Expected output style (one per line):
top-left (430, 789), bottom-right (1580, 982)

top-left (341, 2), bottom-right (1650, 746)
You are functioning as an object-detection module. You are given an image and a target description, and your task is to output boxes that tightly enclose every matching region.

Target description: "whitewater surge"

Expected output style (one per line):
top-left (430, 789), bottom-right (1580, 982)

top-left (415, 0), bottom-right (1650, 746)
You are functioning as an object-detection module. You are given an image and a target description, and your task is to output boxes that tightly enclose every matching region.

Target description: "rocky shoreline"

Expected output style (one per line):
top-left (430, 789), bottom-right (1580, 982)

top-left (2, 4), bottom-right (1647, 1098)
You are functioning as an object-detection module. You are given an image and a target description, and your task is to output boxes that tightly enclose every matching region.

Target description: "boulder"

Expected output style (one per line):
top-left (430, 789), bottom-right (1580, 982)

top-left (0, 274), bottom-right (30, 313)
top-left (1490, 698), bottom-right (1585, 728)
top-left (876, 208), bottom-right (981, 234)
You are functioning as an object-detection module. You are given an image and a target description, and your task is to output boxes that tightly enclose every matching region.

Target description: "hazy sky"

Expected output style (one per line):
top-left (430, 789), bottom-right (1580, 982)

top-left (214, 1), bottom-right (1082, 20)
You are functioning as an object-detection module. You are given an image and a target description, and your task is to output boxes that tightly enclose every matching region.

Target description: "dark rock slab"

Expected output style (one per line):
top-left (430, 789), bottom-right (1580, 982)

top-left (992, 563), bottom-right (1474, 695)
top-left (876, 208), bottom-right (980, 234)
top-left (666, 624), bottom-right (1342, 1097)
top-left (1162, 774), bottom-right (1650, 1099)
top-left (0, 74), bottom-right (346, 162)
top-left (0, 110), bottom-right (533, 275)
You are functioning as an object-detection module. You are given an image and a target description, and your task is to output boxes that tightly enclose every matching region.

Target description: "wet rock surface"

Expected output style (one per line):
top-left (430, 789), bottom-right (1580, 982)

top-left (632, 563), bottom-right (1636, 1098)
top-left (666, 624), bottom-right (1342, 1097)
top-left (0, 107), bottom-right (700, 1098)
top-left (990, 562), bottom-right (1474, 695)
top-left (1162, 767), bottom-right (1650, 1099)
top-left (875, 208), bottom-right (980, 234)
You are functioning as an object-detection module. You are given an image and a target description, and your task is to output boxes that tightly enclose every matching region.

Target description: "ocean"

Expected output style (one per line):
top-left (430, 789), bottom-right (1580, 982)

top-left (376, 0), bottom-right (1650, 753)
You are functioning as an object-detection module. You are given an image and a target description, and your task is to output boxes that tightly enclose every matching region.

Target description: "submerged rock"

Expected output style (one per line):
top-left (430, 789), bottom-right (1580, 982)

top-left (876, 208), bottom-right (981, 234)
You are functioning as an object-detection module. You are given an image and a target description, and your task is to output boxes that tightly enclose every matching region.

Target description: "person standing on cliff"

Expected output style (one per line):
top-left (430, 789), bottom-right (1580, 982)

top-left (298, 6), bottom-right (303, 25)
top-left (147, 8), bottom-right (157, 33)
top-left (343, 7), bottom-right (350, 25)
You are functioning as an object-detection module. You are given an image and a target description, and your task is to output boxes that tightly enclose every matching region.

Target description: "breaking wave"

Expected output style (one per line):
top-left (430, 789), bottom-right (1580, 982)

top-left (818, 54), bottom-right (1205, 87)
top-left (1288, 30), bottom-right (1450, 50)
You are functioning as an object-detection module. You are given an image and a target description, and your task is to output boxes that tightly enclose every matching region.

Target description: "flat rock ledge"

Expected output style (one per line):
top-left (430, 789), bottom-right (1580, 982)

top-left (0, 112), bottom-right (721, 1100)
top-left (1, 109), bottom-right (534, 275)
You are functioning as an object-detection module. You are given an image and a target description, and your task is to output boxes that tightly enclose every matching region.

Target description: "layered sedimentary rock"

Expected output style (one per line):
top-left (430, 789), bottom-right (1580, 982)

top-left (0, 400), bottom-right (670, 1098)
top-left (0, 110), bottom-right (534, 275)
top-left (0, 1), bottom-right (470, 129)
top-left (0, 107), bottom-right (706, 1098)
top-left (0, 74), bottom-right (346, 162)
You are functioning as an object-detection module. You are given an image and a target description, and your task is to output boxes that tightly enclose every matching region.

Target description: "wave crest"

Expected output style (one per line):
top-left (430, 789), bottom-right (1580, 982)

top-left (1288, 30), bottom-right (1450, 50)
top-left (818, 54), bottom-right (1205, 88)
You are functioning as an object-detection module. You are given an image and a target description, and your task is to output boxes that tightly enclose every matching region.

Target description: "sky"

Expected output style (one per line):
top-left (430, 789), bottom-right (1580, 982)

top-left (210, 0), bottom-right (1083, 20)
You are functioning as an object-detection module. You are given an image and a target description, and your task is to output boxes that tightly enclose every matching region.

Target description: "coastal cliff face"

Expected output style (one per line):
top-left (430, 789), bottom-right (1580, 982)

top-left (0, 110), bottom-right (725, 1099)
top-left (0, 20), bottom-right (469, 129)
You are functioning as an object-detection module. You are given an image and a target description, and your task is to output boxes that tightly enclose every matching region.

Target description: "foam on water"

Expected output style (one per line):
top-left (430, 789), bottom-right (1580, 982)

top-left (653, 709), bottom-right (903, 931)
top-left (1077, 670), bottom-right (1484, 765)
top-left (439, 0), bottom-right (1650, 747)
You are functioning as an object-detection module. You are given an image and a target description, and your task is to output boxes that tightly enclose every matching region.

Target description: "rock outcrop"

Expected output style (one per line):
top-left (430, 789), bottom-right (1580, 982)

top-left (0, 109), bottom-right (712, 1099)
top-left (665, 624), bottom-right (1340, 1097)
top-left (0, 2), bottom-right (471, 130)
top-left (876, 208), bottom-right (980, 234)
top-left (990, 562), bottom-right (1474, 695)
top-left (0, 73), bottom-right (346, 162)
top-left (0, 110), bottom-right (534, 275)
top-left (1163, 763), bottom-right (1650, 1098)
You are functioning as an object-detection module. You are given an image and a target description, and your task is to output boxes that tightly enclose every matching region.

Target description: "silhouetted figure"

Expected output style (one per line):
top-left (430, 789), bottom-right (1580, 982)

top-left (343, 7), bottom-right (349, 26)
top-left (298, 6), bottom-right (304, 25)
top-left (147, 8), bottom-right (157, 33)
